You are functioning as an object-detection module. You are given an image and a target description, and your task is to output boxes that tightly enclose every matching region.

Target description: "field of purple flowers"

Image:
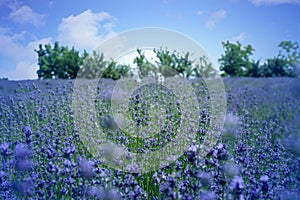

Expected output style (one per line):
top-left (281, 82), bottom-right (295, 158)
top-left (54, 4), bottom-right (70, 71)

top-left (0, 78), bottom-right (300, 199)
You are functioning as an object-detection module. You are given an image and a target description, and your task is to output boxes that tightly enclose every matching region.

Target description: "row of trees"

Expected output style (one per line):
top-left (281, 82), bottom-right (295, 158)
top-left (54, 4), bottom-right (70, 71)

top-left (35, 42), bottom-right (131, 80)
top-left (35, 40), bottom-right (300, 80)
top-left (219, 41), bottom-right (300, 77)
top-left (35, 42), bottom-right (217, 80)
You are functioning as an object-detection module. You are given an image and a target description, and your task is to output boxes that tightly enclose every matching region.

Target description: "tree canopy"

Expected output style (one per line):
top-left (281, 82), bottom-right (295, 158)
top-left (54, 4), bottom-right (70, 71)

top-left (218, 40), bottom-right (300, 77)
top-left (218, 41), bottom-right (254, 77)
top-left (35, 40), bottom-right (300, 80)
top-left (35, 42), bottom-right (87, 79)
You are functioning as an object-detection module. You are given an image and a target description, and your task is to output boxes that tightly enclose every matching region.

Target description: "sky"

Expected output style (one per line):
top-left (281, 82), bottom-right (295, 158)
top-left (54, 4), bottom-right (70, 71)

top-left (0, 0), bottom-right (299, 80)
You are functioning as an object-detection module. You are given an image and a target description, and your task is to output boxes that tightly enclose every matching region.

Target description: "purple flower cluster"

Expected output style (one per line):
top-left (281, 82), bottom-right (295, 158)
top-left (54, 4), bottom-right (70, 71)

top-left (0, 78), bottom-right (299, 199)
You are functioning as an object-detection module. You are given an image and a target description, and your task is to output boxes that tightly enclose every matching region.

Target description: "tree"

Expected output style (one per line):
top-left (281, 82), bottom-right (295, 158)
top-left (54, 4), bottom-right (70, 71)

top-left (255, 41), bottom-right (300, 77)
top-left (78, 51), bottom-right (131, 80)
top-left (259, 57), bottom-right (290, 77)
top-left (247, 60), bottom-right (261, 77)
top-left (133, 49), bottom-right (157, 78)
top-left (278, 41), bottom-right (300, 77)
top-left (133, 48), bottom-right (216, 79)
top-left (154, 48), bottom-right (194, 79)
top-left (194, 55), bottom-right (217, 78)
top-left (35, 42), bottom-right (87, 79)
top-left (102, 61), bottom-right (131, 80)
top-left (219, 41), bottom-right (254, 77)
top-left (78, 51), bottom-right (107, 79)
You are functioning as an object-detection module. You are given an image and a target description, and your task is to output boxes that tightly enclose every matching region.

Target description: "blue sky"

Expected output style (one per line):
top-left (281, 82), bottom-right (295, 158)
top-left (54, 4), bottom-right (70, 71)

top-left (0, 0), bottom-right (300, 80)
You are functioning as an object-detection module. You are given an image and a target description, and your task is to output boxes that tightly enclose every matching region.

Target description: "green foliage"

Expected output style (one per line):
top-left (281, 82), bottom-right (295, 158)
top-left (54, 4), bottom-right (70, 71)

top-left (219, 41), bottom-right (254, 77)
top-left (219, 40), bottom-right (300, 77)
top-left (256, 41), bottom-right (300, 77)
top-left (259, 57), bottom-right (292, 77)
top-left (35, 42), bottom-right (87, 79)
top-left (35, 40), bottom-right (300, 80)
top-left (78, 51), bottom-right (106, 79)
top-left (133, 49), bottom-right (157, 78)
top-left (78, 51), bottom-right (131, 80)
top-left (102, 60), bottom-right (131, 80)
top-left (133, 48), bottom-right (216, 80)
top-left (277, 41), bottom-right (300, 77)
top-left (247, 60), bottom-right (261, 77)
top-left (194, 55), bottom-right (217, 78)
top-left (154, 48), bottom-right (194, 79)
top-left (278, 41), bottom-right (300, 65)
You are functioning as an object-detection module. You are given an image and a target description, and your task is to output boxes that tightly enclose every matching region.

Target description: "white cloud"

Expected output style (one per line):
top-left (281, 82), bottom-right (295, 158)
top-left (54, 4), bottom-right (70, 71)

top-left (205, 9), bottom-right (227, 29)
top-left (0, 28), bottom-right (27, 61)
top-left (250, 0), bottom-right (300, 5)
top-left (9, 5), bottom-right (45, 27)
top-left (0, 28), bottom-right (52, 80)
top-left (0, 61), bottom-right (39, 80)
top-left (229, 32), bottom-right (246, 43)
top-left (58, 9), bottom-right (116, 50)
top-left (196, 10), bottom-right (206, 16)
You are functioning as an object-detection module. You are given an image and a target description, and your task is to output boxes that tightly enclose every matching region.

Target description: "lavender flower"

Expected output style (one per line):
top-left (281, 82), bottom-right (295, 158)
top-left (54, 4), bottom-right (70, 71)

top-left (0, 142), bottom-right (10, 156)
top-left (198, 190), bottom-right (217, 200)
top-left (78, 157), bottom-right (95, 179)
top-left (260, 175), bottom-right (269, 192)
top-left (23, 126), bottom-right (32, 137)
top-left (15, 159), bottom-right (32, 171)
top-left (14, 143), bottom-right (30, 159)
top-left (230, 176), bottom-right (245, 198)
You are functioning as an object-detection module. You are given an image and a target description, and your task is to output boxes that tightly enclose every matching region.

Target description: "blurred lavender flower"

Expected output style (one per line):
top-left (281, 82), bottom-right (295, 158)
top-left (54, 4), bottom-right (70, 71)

top-left (87, 187), bottom-right (120, 200)
top-left (198, 190), bottom-right (216, 200)
top-left (86, 186), bottom-right (105, 199)
top-left (282, 132), bottom-right (300, 157)
top-left (279, 190), bottom-right (300, 200)
top-left (198, 171), bottom-right (213, 187)
top-left (15, 159), bottom-right (32, 171)
top-left (224, 161), bottom-right (240, 178)
top-left (102, 114), bottom-right (118, 130)
top-left (222, 112), bottom-right (240, 139)
top-left (0, 170), bottom-right (6, 181)
top-left (12, 178), bottom-right (33, 197)
top-left (106, 189), bottom-right (121, 200)
top-left (78, 157), bottom-right (95, 179)
top-left (14, 143), bottom-right (30, 159)
top-left (230, 176), bottom-right (245, 199)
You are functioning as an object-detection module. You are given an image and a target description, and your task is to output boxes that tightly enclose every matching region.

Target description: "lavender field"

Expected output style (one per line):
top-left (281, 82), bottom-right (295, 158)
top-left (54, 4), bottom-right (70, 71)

top-left (0, 78), bottom-right (300, 199)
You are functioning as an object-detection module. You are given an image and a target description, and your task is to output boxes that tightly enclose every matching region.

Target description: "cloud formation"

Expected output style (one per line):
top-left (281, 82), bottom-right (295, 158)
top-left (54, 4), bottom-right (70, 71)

top-left (229, 32), bottom-right (246, 43)
top-left (250, 0), bottom-right (300, 5)
top-left (8, 5), bottom-right (45, 27)
top-left (0, 28), bottom-right (52, 79)
top-left (196, 10), bottom-right (206, 16)
top-left (58, 9), bottom-right (116, 50)
top-left (205, 9), bottom-right (227, 29)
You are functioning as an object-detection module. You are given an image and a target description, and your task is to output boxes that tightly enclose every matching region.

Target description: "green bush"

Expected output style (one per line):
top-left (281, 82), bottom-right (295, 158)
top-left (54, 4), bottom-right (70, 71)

top-left (35, 42), bottom-right (88, 79)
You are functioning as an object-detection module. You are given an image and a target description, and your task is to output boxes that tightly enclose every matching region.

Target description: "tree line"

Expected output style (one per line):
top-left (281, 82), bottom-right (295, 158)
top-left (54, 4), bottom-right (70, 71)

top-left (219, 41), bottom-right (300, 77)
top-left (35, 40), bottom-right (300, 80)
